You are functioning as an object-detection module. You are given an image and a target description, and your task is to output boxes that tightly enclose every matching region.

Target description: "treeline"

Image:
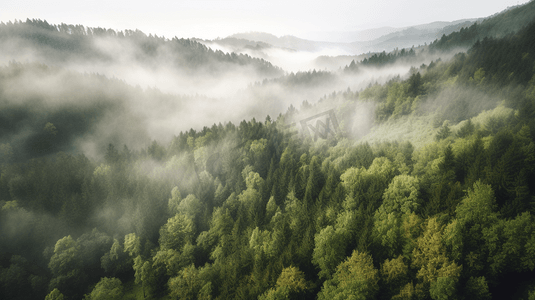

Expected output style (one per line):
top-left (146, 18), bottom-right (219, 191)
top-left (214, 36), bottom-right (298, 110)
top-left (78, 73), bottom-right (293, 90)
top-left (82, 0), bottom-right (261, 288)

top-left (0, 19), bottom-right (283, 77)
top-left (357, 20), bottom-right (535, 123)
top-left (344, 48), bottom-right (417, 72)
top-left (430, 0), bottom-right (535, 51)
top-left (256, 69), bottom-right (338, 87)
top-left (343, 1), bottom-right (535, 75)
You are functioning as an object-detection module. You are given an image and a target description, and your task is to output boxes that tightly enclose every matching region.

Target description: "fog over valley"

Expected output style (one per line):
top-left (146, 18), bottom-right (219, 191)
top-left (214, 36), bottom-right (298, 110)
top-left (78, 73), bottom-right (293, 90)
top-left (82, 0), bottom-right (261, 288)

top-left (0, 18), bottom-right (477, 162)
top-left (0, 19), bottom-right (451, 161)
top-left (2, 1), bottom-right (535, 299)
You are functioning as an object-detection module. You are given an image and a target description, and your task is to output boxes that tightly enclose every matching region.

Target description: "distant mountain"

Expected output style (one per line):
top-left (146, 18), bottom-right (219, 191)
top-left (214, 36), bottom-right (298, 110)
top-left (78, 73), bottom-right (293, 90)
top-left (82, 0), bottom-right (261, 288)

top-left (227, 1), bottom-right (535, 56)
top-left (227, 18), bottom-right (481, 55)
top-left (348, 19), bottom-right (479, 53)
top-left (304, 19), bottom-right (479, 43)
top-left (298, 27), bottom-right (400, 43)
top-left (228, 32), bottom-right (354, 53)
top-left (208, 1), bottom-right (535, 73)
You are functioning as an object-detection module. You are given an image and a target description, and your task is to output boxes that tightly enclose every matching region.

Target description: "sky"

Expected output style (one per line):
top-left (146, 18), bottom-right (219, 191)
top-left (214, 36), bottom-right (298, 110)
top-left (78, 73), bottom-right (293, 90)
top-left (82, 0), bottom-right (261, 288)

top-left (2, 0), bottom-right (530, 40)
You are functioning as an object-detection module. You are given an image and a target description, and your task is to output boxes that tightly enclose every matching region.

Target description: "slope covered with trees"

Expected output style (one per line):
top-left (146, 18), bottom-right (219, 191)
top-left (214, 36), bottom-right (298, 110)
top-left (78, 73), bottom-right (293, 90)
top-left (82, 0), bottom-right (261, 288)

top-left (2, 4), bottom-right (535, 300)
top-left (0, 19), bottom-right (282, 79)
top-left (430, 0), bottom-right (535, 50)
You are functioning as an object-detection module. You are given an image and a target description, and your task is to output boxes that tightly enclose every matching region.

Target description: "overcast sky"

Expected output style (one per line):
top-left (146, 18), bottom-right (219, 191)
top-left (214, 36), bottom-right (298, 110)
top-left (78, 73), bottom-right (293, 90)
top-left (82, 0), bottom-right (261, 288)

top-left (2, 0), bottom-right (530, 40)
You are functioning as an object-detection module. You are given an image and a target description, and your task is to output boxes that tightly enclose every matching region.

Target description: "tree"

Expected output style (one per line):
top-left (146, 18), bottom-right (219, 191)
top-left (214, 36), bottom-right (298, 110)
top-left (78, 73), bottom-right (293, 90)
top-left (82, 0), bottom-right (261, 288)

top-left (0, 255), bottom-right (38, 300)
top-left (464, 276), bottom-right (491, 300)
top-left (101, 238), bottom-right (130, 276)
top-left (275, 266), bottom-right (308, 293)
top-left (381, 256), bottom-right (409, 299)
top-left (46, 230), bottom-right (112, 299)
top-left (177, 194), bottom-right (203, 220)
top-left (250, 138), bottom-right (270, 178)
top-left (48, 236), bottom-right (80, 277)
top-left (259, 266), bottom-right (310, 300)
top-left (374, 175), bottom-right (420, 257)
top-left (470, 68), bottom-right (486, 85)
top-left (152, 243), bottom-right (195, 277)
top-left (45, 288), bottom-right (64, 300)
top-left (456, 180), bottom-right (499, 224)
top-left (148, 140), bottom-right (166, 161)
top-left (168, 186), bottom-right (182, 214)
top-left (133, 256), bottom-right (155, 299)
top-left (124, 233), bottom-right (141, 257)
top-left (312, 226), bottom-right (347, 279)
top-left (412, 218), bottom-right (462, 297)
top-left (168, 264), bottom-right (203, 300)
top-left (445, 181), bottom-right (500, 274)
top-left (483, 212), bottom-right (535, 275)
top-left (408, 72), bottom-right (422, 97)
top-left (265, 196), bottom-right (278, 223)
top-left (435, 121), bottom-right (451, 141)
top-left (429, 276), bottom-right (456, 300)
top-left (318, 251), bottom-right (379, 300)
top-left (303, 156), bottom-right (324, 207)
top-left (340, 157), bottom-right (395, 211)
top-left (44, 122), bottom-right (58, 136)
top-left (237, 170), bottom-right (265, 226)
top-left (104, 144), bottom-right (119, 164)
top-left (198, 282), bottom-right (213, 300)
top-left (456, 119), bottom-right (475, 138)
top-left (85, 277), bottom-right (123, 300)
top-left (159, 213), bottom-right (195, 251)
top-left (381, 175), bottom-right (420, 215)
top-left (373, 210), bottom-right (402, 258)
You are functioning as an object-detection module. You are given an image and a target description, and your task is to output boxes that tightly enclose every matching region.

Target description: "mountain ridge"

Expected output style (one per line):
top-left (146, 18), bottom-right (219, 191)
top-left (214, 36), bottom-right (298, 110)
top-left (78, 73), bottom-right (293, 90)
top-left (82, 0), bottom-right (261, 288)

top-left (223, 1), bottom-right (534, 55)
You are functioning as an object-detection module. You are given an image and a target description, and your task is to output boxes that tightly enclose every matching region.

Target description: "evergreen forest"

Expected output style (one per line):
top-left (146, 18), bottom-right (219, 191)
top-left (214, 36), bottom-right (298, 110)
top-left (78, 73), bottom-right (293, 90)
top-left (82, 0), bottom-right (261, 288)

top-left (2, 2), bottom-right (535, 299)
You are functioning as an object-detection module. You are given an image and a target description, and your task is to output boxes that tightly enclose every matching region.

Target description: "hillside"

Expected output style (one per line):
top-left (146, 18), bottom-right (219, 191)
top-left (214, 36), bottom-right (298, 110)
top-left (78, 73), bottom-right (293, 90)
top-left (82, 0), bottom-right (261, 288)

top-left (222, 2), bottom-right (535, 70)
top-left (0, 19), bottom-right (283, 97)
top-left (431, 0), bottom-right (535, 50)
top-left (227, 18), bottom-right (481, 55)
top-left (2, 2), bottom-right (535, 300)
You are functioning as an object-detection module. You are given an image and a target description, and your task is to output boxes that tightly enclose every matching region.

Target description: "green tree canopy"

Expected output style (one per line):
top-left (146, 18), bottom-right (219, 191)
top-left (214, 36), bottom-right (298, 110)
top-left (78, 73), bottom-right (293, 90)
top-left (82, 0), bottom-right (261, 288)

top-left (318, 251), bottom-right (379, 300)
top-left (85, 277), bottom-right (123, 300)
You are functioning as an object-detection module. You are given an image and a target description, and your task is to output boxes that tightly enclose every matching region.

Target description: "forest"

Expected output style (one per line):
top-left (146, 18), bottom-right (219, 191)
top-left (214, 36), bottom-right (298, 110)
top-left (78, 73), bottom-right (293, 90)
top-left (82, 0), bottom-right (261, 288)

top-left (2, 2), bottom-right (535, 299)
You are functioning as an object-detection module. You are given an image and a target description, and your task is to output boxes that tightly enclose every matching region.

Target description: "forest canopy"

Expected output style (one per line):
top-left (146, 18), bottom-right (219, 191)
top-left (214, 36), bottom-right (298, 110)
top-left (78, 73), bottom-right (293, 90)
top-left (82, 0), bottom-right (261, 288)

top-left (2, 3), bottom-right (535, 299)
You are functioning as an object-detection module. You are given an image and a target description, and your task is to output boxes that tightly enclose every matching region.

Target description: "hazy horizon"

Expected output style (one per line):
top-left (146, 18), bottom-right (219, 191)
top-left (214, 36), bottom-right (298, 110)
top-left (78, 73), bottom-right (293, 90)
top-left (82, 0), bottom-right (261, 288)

top-left (3, 0), bottom-right (530, 41)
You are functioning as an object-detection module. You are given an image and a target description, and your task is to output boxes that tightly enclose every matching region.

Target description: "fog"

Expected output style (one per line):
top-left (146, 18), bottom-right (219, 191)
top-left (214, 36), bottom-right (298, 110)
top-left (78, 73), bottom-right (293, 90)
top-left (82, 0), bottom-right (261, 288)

top-left (0, 21), bottom-right (471, 165)
top-left (355, 84), bottom-right (504, 149)
top-left (1, 15), bottom-right (529, 300)
top-left (201, 39), bottom-right (356, 73)
top-left (76, 36), bottom-right (270, 98)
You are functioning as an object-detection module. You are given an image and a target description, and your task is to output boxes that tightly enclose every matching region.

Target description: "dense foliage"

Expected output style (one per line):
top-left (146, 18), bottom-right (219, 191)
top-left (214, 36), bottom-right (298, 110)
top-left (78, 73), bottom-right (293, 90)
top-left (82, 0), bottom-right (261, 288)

top-left (2, 6), bottom-right (535, 300)
top-left (430, 0), bottom-right (535, 50)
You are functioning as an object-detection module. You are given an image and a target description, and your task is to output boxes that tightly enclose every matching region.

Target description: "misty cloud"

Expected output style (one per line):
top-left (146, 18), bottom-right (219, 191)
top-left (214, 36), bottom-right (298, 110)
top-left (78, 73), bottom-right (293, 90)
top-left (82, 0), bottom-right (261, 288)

top-left (0, 20), bottom-right (472, 164)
